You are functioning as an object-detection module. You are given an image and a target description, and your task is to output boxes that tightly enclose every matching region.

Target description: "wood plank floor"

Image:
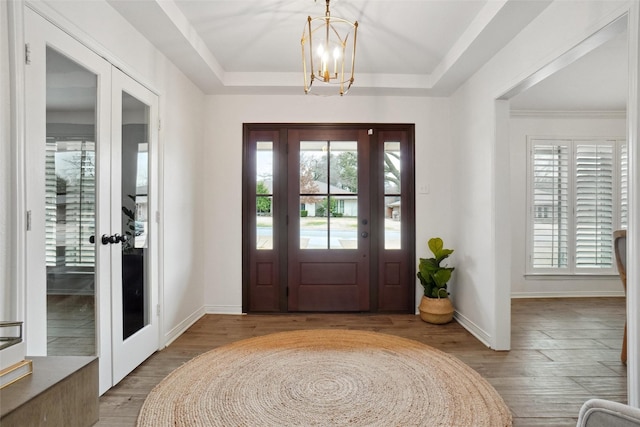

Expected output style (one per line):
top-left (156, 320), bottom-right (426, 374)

top-left (96, 298), bottom-right (627, 426)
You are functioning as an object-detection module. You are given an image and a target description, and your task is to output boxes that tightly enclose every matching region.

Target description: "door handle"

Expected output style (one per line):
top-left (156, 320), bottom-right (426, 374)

top-left (361, 231), bottom-right (369, 238)
top-left (101, 234), bottom-right (125, 245)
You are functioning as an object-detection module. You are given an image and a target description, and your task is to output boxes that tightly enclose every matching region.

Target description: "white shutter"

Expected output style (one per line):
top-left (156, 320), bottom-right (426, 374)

top-left (575, 142), bottom-right (614, 270)
top-left (531, 142), bottom-right (570, 269)
top-left (620, 141), bottom-right (628, 229)
top-left (45, 140), bottom-right (96, 267)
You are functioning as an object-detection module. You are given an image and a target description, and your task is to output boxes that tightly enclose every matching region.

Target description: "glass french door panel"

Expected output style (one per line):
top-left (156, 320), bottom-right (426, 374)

top-left (120, 92), bottom-right (150, 340)
top-left (46, 47), bottom-right (97, 357)
top-left (256, 141), bottom-right (273, 250)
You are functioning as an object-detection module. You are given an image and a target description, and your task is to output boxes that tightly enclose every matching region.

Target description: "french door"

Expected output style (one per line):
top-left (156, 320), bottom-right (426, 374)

top-left (243, 124), bottom-right (415, 313)
top-left (24, 8), bottom-right (159, 394)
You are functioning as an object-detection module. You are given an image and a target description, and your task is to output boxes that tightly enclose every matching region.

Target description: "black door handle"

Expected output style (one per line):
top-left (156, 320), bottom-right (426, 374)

top-left (101, 234), bottom-right (111, 245)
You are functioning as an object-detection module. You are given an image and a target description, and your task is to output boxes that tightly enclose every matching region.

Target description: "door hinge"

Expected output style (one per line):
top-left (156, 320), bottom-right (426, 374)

top-left (155, 211), bottom-right (160, 223)
top-left (286, 215), bottom-right (289, 225)
top-left (156, 304), bottom-right (160, 316)
top-left (286, 287), bottom-right (289, 296)
top-left (26, 210), bottom-right (31, 231)
top-left (158, 119), bottom-right (161, 131)
top-left (286, 143), bottom-right (289, 154)
top-left (25, 43), bottom-right (31, 65)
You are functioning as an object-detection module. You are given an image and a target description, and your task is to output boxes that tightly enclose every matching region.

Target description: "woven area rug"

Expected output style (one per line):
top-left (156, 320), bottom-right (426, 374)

top-left (137, 329), bottom-right (512, 426)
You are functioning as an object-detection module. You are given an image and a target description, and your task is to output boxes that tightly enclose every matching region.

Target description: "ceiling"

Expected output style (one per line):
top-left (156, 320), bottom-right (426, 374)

top-left (105, 0), bottom-right (627, 110)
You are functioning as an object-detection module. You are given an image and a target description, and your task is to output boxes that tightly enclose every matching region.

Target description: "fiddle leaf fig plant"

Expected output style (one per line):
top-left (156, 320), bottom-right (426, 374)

top-left (417, 237), bottom-right (455, 298)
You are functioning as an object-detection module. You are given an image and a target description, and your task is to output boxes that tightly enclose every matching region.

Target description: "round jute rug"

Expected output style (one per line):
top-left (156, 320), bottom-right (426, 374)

top-left (137, 329), bottom-right (512, 427)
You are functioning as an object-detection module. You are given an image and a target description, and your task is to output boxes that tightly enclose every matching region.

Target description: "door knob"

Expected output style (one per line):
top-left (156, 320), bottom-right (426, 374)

top-left (101, 234), bottom-right (125, 245)
top-left (89, 235), bottom-right (95, 244)
top-left (361, 231), bottom-right (369, 238)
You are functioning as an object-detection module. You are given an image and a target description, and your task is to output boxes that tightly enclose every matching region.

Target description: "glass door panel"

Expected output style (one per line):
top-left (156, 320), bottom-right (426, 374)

top-left (299, 140), bottom-right (358, 250)
top-left (120, 92), bottom-right (150, 339)
top-left (384, 141), bottom-right (401, 250)
top-left (256, 141), bottom-right (274, 250)
top-left (45, 47), bottom-right (97, 356)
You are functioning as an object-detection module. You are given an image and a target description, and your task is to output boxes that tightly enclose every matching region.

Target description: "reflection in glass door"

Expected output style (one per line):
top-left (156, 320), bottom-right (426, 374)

top-left (120, 92), bottom-right (149, 340)
top-left (45, 47), bottom-right (97, 356)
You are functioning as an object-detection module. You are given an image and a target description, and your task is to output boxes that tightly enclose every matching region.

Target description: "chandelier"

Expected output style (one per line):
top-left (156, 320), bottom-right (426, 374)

top-left (301, 0), bottom-right (358, 96)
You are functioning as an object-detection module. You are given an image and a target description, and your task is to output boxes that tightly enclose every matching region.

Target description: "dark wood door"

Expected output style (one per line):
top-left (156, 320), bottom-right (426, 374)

top-left (287, 129), bottom-right (370, 311)
top-left (242, 124), bottom-right (415, 313)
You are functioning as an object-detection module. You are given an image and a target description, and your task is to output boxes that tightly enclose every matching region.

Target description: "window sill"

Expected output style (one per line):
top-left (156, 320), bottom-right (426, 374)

top-left (524, 273), bottom-right (620, 280)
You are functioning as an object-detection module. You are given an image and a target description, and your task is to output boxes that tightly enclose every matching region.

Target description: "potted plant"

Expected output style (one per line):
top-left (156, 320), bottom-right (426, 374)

top-left (417, 237), bottom-right (455, 324)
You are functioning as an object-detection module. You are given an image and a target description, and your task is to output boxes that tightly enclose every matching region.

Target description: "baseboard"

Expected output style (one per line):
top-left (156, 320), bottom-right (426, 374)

top-left (453, 311), bottom-right (492, 349)
top-left (163, 307), bottom-right (206, 348)
top-left (511, 291), bottom-right (625, 298)
top-left (204, 305), bottom-right (244, 315)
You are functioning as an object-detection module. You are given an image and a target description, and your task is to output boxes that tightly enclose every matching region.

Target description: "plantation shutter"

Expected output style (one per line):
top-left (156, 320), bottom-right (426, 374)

top-left (575, 142), bottom-right (614, 270)
top-left (620, 142), bottom-right (628, 229)
top-left (45, 139), bottom-right (96, 267)
top-left (531, 143), bottom-right (570, 269)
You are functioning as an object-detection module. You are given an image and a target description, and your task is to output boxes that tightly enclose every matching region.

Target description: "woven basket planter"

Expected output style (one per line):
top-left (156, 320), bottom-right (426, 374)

top-left (418, 296), bottom-right (454, 324)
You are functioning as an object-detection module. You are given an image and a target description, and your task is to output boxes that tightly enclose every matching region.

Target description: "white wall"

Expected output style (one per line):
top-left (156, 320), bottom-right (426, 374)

top-left (18, 0), bottom-right (207, 344)
top-left (509, 113), bottom-right (626, 297)
top-left (450, 0), bottom-right (629, 349)
top-left (202, 94), bottom-right (452, 313)
top-left (0, 1), bottom-right (12, 321)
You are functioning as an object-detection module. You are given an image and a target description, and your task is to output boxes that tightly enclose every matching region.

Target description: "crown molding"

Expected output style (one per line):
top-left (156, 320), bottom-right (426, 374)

top-left (511, 109), bottom-right (626, 118)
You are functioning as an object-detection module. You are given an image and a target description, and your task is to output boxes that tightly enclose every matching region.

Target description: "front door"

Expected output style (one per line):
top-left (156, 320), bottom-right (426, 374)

top-left (243, 124), bottom-right (415, 313)
top-left (287, 129), bottom-right (370, 311)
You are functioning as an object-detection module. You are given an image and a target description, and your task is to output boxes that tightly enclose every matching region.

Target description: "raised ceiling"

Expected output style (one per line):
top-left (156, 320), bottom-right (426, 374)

top-left (107, 0), bottom-right (627, 110)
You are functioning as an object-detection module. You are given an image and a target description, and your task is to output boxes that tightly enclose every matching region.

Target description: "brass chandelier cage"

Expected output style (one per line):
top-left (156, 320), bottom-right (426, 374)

top-left (301, 0), bottom-right (358, 95)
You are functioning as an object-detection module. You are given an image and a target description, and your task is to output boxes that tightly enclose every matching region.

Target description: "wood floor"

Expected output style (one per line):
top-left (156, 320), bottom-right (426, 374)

top-left (96, 298), bottom-right (627, 427)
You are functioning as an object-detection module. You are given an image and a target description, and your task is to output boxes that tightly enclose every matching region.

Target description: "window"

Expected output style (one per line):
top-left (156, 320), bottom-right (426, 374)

top-left (527, 138), bottom-right (627, 274)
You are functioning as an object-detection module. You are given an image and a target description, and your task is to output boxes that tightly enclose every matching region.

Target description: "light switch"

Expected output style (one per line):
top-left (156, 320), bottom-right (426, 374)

top-left (418, 184), bottom-right (430, 194)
